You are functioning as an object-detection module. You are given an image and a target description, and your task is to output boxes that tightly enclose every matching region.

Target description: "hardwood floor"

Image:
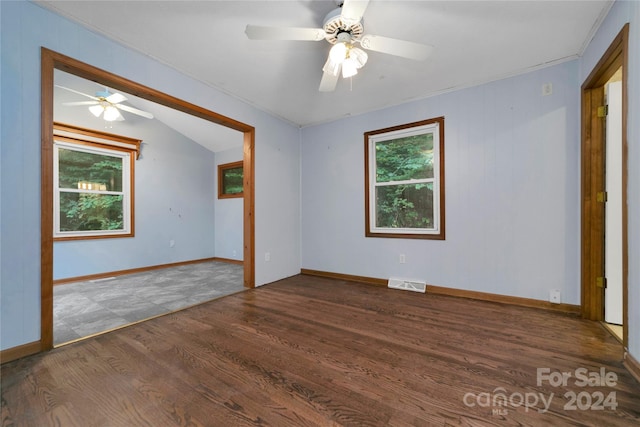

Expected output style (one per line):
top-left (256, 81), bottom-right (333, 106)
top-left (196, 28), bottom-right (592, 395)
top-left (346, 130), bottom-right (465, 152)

top-left (2, 275), bottom-right (639, 426)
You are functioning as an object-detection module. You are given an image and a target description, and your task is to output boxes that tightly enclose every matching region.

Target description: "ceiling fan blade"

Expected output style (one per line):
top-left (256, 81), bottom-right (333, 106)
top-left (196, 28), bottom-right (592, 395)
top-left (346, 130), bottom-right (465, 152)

top-left (115, 104), bottom-right (154, 119)
top-left (360, 35), bottom-right (433, 61)
top-left (106, 93), bottom-right (127, 104)
top-left (55, 85), bottom-right (99, 100)
top-left (319, 69), bottom-right (339, 92)
top-left (341, 0), bottom-right (370, 24)
top-left (89, 105), bottom-right (104, 118)
top-left (245, 25), bottom-right (326, 41)
top-left (62, 101), bottom-right (99, 106)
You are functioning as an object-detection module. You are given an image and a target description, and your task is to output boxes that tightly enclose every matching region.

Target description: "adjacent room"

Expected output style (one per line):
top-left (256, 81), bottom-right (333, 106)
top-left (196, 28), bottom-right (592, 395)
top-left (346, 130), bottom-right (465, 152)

top-left (2, 0), bottom-right (639, 425)
top-left (50, 71), bottom-right (246, 345)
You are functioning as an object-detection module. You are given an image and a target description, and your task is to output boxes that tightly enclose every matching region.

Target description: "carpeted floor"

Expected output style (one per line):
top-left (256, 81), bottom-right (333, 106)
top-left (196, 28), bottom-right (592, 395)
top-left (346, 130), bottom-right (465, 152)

top-left (54, 260), bottom-right (245, 345)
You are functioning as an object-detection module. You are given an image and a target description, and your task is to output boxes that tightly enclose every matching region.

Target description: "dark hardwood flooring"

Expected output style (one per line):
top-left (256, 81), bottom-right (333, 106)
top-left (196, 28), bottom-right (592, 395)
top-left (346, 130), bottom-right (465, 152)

top-left (2, 275), bottom-right (639, 426)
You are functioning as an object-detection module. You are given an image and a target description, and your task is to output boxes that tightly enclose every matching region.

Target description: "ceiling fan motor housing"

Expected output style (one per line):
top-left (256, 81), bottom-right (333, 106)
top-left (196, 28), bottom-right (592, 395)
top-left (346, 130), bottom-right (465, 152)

top-left (323, 7), bottom-right (364, 44)
top-left (95, 90), bottom-right (112, 99)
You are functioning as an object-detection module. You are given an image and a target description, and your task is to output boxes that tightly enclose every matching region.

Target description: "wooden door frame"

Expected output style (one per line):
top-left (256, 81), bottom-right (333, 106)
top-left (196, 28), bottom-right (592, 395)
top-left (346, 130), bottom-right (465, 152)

top-left (41, 48), bottom-right (255, 351)
top-left (580, 24), bottom-right (629, 347)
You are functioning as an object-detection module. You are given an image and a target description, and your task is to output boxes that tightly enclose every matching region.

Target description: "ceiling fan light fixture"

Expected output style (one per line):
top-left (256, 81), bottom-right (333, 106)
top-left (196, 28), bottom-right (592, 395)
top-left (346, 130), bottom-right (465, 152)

top-left (329, 42), bottom-right (348, 63)
top-left (322, 57), bottom-right (342, 77)
top-left (88, 104), bottom-right (104, 117)
top-left (341, 57), bottom-right (359, 78)
top-left (103, 105), bottom-right (120, 122)
top-left (350, 47), bottom-right (368, 68)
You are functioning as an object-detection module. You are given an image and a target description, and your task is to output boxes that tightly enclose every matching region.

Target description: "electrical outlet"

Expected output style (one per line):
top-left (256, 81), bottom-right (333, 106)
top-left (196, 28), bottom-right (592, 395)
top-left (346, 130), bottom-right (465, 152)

top-left (549, 289), bottom-right (561, 304)
top-left (169, 239), bottom-right (175, 248)
top-left (265, 252), bottom-right (271, 262)
top-left (542, 83), bottom-right (553, 96)
top-left (399, 254), bottom-right (406, 264)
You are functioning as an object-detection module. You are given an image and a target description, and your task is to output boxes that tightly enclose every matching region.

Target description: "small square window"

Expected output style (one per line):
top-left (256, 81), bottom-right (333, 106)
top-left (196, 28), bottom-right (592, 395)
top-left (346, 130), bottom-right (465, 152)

top-left (218, 161), bottom-right (243, 199)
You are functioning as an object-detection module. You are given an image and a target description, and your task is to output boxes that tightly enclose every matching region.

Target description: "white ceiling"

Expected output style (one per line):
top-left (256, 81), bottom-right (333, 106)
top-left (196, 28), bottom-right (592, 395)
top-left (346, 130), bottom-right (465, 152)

top-left (39, 0), bottom-right (612, 128)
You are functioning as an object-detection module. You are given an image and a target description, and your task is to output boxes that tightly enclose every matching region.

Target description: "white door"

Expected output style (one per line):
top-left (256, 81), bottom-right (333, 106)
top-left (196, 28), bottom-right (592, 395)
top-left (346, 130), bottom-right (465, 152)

top-left (604, 79), bottom-right (623, 325)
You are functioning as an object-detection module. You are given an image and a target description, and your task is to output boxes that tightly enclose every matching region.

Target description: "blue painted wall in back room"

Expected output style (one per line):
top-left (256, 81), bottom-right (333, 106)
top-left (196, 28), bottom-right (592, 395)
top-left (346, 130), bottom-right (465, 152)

top-left (53, 106), bottom-right (217, 280)
top-left (214, 146), bottom-right (243, 261)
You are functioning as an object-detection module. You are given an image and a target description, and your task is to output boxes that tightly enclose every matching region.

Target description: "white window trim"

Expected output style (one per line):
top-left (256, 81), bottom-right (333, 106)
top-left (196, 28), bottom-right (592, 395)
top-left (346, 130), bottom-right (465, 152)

top-left (365, 118), bottom-right (444, 239)
top-left (53, 140), bottom-right (132, 239)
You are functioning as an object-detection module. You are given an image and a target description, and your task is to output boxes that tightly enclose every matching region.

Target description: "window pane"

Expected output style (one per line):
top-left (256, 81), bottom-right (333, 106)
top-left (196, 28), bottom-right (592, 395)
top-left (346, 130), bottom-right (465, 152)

top-left (376, 183), bottom-right (434, 229)
top-left (375, 133), bottom-right (434, 182)
top-left (58, 148), bottom-right (123, 191)
top-left (223, 166), bottom-right (243, 194)
top-left (59, 192), bottom-right (124, 232)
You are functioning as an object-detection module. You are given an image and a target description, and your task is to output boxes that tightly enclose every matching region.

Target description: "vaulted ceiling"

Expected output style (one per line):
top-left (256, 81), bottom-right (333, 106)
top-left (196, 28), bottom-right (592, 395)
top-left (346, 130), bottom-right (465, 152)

top-left (38, 0), bottom-right (612, 128)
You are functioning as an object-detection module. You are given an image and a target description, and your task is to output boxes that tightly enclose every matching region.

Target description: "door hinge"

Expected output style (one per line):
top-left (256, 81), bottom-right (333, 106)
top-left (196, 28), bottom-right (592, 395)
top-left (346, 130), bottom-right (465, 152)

top-left (596, 277), bottom-right (607, 289)
top-left (597, 105), bottom-right (608, 118)
top-left (597, 191), bottom-right (608, 203)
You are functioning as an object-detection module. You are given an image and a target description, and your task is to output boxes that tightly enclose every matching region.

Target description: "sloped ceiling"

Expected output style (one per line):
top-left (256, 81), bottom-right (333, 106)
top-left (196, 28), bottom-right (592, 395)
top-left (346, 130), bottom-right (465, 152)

top-left (39, 0), bottom-right (612, 128)
top-left (54, 70), bottom-right (244, 153)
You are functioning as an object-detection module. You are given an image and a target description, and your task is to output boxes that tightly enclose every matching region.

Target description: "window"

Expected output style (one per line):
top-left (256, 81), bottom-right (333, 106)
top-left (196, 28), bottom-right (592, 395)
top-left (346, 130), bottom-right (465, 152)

top-left (364, 116), bottom-right (445, 239)
top-left (53, 123), bottom-right (139, 240)
top-left (218, 160), bottom-right (244, 199)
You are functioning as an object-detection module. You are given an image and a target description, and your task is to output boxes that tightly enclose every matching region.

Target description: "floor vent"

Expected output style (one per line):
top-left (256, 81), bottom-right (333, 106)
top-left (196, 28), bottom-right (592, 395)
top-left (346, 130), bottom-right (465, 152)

top-left (388, 278), bottom-right (427, 293)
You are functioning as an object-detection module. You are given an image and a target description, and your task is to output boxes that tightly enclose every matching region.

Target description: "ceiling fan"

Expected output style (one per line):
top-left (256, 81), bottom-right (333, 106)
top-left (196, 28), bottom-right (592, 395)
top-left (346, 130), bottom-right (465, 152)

top-left (245, 0), bottom-right (433, 92)
top-left (56, 85), bottom-right (154, 122)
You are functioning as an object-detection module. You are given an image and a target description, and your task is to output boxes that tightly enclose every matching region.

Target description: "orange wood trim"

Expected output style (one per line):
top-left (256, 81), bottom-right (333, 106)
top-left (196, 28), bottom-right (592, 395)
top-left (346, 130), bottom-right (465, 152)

top-left (54, 234), bottom-right (134, 242)
top-left (300, 269), bottom-right (387, 286)
top-left (0, 341), bottom-right (41, 365)
top-left (46, 50), bottom-right (252, 133)
top-left (41, 48), bottom-right (256, 355)
top-left (53, 135), bottom-right (138, 155)
top-left (213, 257), bottom-right (244, 266)
top-left (426, 285), bottom-right (581, 315)
top-left (581, 86), bottom-right (606, 321)
top-left (243, 130), bottom-right (255, 288)
top-left (53, 122), bottom-right (142, 158)
top-left (218, 160), bottom-right (244, 199)
top-left (41, 48), bottom-right (55, 351)
top-left (580, 24), bottom-right (629, 348)
top-left (53, 257), bottom-right (220, 285)
top-left (364, 116), bottom-right (445, 240)
top-left (624, 352), bottom-right (640, 385)
top-left (620, 24), bottom-right (629, 350)
top-left (300, 269), bottom-right (581, 315)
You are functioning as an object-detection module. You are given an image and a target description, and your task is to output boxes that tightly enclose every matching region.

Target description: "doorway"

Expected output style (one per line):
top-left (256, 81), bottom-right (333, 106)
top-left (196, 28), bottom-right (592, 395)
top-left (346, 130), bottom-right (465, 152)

top-left (41, 48), bottom-right (256, 351)
top-left (603, 68), bottom-right (623, 337)
top-left (580, 24), bottom-right (628, 346)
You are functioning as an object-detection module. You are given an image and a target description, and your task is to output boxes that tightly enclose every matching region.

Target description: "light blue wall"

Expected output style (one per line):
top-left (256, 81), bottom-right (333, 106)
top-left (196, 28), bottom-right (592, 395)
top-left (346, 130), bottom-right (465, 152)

top-left (0, 1), bottom-right (301, 351)
top-left (580, 0), bottom-right (640, 362)
top-left (53, 107), bottom-right (217, 280)
top-left (214, 146), bottom-right (243, 261)
top-left (301, 59), bottom-right (581, 304)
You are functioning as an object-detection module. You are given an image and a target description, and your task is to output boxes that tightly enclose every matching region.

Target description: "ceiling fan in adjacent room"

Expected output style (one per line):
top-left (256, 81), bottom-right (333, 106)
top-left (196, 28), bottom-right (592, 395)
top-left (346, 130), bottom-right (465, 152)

top-left (245, 0), bottom-right (433, 92)
top-left (56, 85), bottom-right (154, 121)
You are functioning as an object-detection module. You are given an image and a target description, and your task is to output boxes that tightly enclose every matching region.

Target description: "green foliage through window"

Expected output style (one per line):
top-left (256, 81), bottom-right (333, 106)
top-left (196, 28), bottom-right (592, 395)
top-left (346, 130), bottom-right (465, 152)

top-left (222, 166), bottom-right (243, 195)
top-left (365, 117), bottom-right (444, 239)
top-left (218, 161), bottom-right (243, 199)
top-left (59, 193), bottom-right (124, 232)
top-left (55, 141), bottom-right (131, 238)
